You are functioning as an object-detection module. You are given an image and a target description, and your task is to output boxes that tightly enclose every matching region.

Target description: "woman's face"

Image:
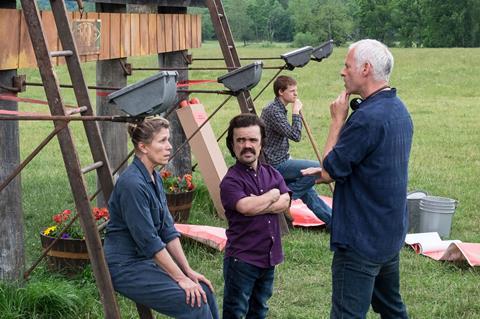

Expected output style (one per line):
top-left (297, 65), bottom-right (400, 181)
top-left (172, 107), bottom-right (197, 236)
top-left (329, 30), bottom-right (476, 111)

top-left (141, 127), bottom-right (172, 166)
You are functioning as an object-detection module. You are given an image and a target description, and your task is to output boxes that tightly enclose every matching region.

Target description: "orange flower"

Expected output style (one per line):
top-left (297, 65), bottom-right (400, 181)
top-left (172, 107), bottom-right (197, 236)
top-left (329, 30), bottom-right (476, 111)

top-left (160, 171), bottom-right (195, 193)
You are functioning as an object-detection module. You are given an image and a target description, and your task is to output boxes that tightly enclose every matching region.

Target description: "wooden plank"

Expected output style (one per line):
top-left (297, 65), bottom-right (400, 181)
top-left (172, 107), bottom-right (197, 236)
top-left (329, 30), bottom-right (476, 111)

top-left (178, 14), bottom-right (186, 50)
top-left (18, 10), bottom-right (36, 69)
top-left (164, 14), bottom-right (173, 52)
top-left (40, 10), bottom-right (59, 66)
top-left (121, 13), bottom-right (131, 57)
top-left (99, 12), bottom-right (111, 60)
top-left (0, 9), bottom-right (21, 70)
top-left (0, 11), bottom-right (202, 70)
top-left (110, 13), bottom-right (121, 59)
top-left (157, 14), bottom-right (166, 53)
top-left (0, 9), bottom-right (20, 70)
top-left (85, 12), bottom-right (100, 62)
top-left (191, 14), bottom-right (197, 50)
top-left (130, 13), bottom-right (140, 56)
top-left (185, 14), bottom-right (191, 49)
top-left (139, 13), bottom-right (149, 56)
top-left (148, 13), bottom-right (157, 55)
top-left (195, 15), bottom-right (202, 47)
top-left (172, 14), bottom-right (179, 51)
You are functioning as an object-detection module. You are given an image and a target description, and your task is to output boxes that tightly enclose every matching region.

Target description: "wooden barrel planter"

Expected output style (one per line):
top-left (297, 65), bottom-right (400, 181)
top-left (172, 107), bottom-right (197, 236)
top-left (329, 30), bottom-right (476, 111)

top-left (166, 190), bottom-right (195, 223)
top-left (40, 232), bottom-right (90, 275)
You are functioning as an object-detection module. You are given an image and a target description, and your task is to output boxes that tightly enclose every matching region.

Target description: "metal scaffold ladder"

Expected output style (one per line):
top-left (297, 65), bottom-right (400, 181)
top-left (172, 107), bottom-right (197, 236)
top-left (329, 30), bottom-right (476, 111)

top-left (205, 0), bottom-right (257, 114)
top-left (18, 1), bottom-right (153, 318)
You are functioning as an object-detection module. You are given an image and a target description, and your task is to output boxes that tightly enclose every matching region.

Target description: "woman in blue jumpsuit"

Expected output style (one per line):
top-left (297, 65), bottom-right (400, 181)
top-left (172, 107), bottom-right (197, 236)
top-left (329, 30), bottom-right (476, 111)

top-left (104, 117), bottom-right (219, 319)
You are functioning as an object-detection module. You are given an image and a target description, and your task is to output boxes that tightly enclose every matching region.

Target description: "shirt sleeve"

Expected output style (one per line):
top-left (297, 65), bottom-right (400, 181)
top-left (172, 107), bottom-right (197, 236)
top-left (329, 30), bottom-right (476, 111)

top-left (265, 107), bottom-right (302, 142)
top-left (159, 190), bottom-right (181, 244)
top-left (118, 181), bottom-right (167, 258)
top-left (323, 113), bottom-right (373, 184)
top-left (220, 174), bottom-right (249, 211)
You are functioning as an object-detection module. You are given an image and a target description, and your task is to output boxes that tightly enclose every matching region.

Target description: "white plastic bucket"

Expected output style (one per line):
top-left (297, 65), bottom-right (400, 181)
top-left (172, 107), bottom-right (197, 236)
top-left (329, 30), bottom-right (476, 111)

top-left (407, 191), bottom-right (427, 233)
top-left (418, 196), bottom-right (457, 237)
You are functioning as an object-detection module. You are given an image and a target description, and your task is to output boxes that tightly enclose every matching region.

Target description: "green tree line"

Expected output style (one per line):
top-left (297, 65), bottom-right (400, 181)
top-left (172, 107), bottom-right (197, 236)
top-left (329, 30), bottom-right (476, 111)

top-left (194, 0), bottom-right (480, 47)
top-left (23, 0), bottom-right (480, 47)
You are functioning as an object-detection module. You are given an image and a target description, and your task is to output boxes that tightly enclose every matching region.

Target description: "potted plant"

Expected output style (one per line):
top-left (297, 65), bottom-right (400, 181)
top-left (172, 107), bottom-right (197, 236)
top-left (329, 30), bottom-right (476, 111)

top-left (40, 207), bottom-right (109, 275)
top-left (160, 170), bottom-right (195, 223)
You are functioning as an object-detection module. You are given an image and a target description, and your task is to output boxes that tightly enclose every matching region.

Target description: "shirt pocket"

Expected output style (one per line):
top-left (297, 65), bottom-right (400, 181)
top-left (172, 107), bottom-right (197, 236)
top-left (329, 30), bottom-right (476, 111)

top-left (149, 203), bottom-right (161, 226)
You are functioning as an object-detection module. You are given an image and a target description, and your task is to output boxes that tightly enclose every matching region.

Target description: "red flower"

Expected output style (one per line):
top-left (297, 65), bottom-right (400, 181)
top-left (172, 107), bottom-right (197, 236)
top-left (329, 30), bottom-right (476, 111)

top-left (93, 207), bottom-right (109, 221)
top-left (53, 213), bottom-right (63, 224)
top-left (161, 170), bottom-right (172, 179)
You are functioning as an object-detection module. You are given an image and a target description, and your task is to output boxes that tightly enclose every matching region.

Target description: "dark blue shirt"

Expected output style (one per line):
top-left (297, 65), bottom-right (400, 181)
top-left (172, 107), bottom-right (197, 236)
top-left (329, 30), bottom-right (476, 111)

top-left (220, 161), bottom-right (290, 268)
top-left (104, 156), bottom-right (180, 265)
top-left (323, 89), bottom-right (413, 263)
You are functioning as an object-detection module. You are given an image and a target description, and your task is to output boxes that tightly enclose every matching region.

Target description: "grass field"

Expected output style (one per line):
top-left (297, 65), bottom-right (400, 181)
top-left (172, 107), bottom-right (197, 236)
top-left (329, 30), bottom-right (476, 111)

top-left (1, 41), bottom-right (480, 318)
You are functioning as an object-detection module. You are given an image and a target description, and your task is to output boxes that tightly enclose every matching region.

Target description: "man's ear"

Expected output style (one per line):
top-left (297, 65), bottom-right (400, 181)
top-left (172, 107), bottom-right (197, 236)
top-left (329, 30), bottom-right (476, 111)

top-left (362, 62), bottom-right (372, 77)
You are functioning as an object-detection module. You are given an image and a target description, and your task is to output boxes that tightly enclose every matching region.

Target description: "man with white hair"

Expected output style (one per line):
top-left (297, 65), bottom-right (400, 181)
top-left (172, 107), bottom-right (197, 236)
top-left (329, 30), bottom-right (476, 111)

top-left (303, 39), bottom-right (412, 318)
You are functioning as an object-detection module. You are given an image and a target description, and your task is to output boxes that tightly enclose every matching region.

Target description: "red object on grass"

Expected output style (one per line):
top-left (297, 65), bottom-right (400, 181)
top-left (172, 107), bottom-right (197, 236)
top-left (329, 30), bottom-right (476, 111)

top-left (189, 97), bottom-right (200, 104)
top-left (179, 100), bottom-right (189, 108)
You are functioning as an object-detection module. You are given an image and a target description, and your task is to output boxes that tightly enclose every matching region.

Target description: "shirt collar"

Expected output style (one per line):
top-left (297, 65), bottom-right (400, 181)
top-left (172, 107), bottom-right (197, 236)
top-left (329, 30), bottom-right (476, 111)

top-left (358, 88), bottom-right (397, 109)
top-left (234, 160), bottom-right (261, 173)
top-left (273, 97), bottom-right (288, 114)
top-left (132, 156), bottom-right (156, 184)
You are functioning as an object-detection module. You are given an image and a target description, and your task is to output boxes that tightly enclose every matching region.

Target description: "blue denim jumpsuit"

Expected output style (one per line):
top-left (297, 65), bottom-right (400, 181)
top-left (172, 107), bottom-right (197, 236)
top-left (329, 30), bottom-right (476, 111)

top-left (104, 156), bottom-right (219, 319)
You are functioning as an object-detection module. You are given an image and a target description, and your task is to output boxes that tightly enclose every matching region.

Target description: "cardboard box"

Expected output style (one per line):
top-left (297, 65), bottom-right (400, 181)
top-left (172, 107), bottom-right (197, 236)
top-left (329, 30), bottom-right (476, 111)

top-left (176, 104), bottom-right (227, 219)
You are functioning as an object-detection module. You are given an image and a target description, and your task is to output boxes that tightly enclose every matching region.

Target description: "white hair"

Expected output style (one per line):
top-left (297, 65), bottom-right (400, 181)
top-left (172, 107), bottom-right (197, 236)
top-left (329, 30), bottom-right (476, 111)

top-left (349, 39), bottom-right (394, 82)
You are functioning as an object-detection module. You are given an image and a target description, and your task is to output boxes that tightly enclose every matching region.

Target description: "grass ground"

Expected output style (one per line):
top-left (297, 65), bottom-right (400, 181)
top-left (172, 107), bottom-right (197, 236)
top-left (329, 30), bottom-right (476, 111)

top-left (1, 41), bottom-right (479, 318)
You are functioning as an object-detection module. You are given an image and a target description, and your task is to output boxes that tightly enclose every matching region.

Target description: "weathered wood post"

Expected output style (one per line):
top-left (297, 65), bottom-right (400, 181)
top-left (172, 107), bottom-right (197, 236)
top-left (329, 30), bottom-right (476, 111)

top-left (95, 2), bottom-right (128, 207)
top-left (0, 0), bottom-right (25, 281)
top-left (158, 6), bottom-right (191, 176)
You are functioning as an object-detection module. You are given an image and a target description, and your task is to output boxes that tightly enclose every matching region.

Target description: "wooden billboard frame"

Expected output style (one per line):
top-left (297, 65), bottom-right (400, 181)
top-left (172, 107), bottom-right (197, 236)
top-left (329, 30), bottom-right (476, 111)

top-left (0, 9), bottom-right (201, 70)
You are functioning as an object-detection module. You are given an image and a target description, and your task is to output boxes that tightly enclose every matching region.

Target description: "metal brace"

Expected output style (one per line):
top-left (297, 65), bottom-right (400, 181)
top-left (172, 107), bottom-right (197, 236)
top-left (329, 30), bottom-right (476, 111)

top-left (0, 75), bottom-right (25, 93)
top-left (182, 52), bottom-right (193, 65)
top-left (119, 60), bottom-right (132, 76)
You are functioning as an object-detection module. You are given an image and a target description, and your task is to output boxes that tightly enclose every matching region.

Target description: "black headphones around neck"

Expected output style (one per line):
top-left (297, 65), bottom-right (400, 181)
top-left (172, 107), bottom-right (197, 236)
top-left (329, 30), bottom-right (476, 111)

top-left (349, 86), bottom-right (390, 111)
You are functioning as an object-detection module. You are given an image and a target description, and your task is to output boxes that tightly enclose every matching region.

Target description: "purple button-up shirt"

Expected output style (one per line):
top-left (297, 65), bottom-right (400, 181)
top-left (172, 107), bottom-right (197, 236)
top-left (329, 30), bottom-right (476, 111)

top-left (220, 161), bottom-right (290, 268)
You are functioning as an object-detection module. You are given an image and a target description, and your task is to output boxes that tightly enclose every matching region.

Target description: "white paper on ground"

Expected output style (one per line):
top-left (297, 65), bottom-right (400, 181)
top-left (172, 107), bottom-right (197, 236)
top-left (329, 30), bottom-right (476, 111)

top-left (405, 232), bottom-right (462, 253)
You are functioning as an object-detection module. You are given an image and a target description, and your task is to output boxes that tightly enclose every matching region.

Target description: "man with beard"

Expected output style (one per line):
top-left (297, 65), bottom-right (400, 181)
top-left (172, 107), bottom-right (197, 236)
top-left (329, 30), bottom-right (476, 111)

top-left (220, 114), bottom-right (291, 319)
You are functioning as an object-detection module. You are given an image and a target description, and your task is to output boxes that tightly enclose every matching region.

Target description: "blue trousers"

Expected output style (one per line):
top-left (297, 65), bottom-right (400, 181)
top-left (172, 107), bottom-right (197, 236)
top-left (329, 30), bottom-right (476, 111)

top-left (223, 256), bottom-right (275, 319)
top-left (274, 158), bottom-right (332, 225)
top-left (109, 259), bottom-right (219, 319)
top-left (331, 249), bottom-right (408, 319)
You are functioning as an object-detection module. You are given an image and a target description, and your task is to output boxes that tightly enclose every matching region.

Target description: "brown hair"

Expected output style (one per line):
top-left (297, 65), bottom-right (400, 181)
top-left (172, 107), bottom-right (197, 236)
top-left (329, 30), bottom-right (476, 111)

top-left (128, 117), bottom-right (169, 149)
top-left (273, 75), bottom-right (297, 97)
top-left (226, 114), bottom-right (265, 158)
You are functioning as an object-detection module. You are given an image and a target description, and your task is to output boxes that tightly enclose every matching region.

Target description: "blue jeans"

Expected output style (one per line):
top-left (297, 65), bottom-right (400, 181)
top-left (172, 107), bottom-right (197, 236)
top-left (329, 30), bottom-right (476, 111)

top-left (274, 159), bottom-right (332, 225)
top-left (331, 249), bottom-right (408, 319)
top-left (109, 260), bottom-right (219, 319)
top-left (223, 256), bottom-right (275, 319)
